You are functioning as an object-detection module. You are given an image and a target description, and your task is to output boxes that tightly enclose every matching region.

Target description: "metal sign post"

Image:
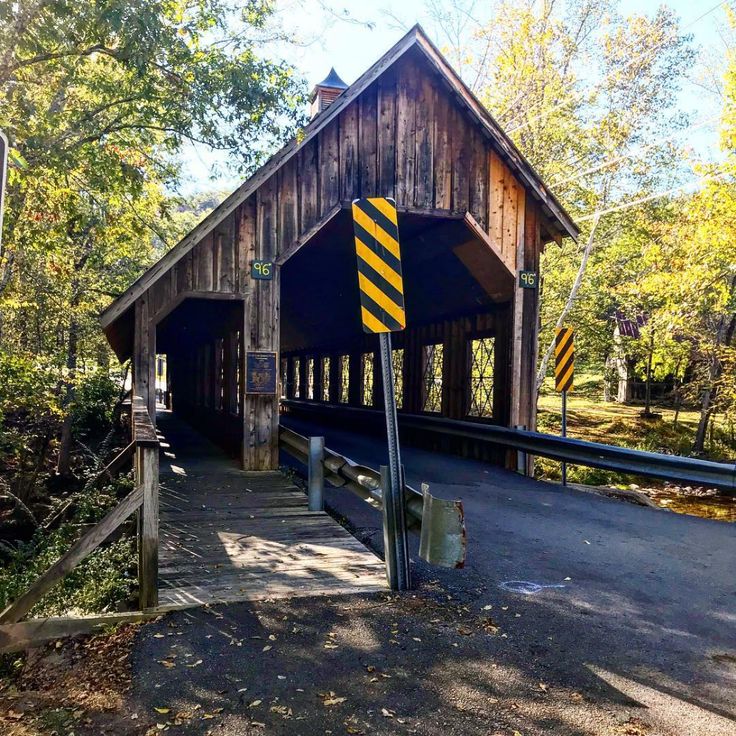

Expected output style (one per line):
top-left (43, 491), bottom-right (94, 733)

top-left (352, 197), bottom-right (410, 591)
top-left (561, 389), bottom-right (568, 485)
top-left (555, 327), bottom-right (575, 487)
top-left (379, 333), bottom-right (410, 590)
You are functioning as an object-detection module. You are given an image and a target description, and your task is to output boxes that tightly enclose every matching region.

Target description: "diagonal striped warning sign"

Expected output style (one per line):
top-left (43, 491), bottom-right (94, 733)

top-left (555, 327), bottom-right (574, 392)
top-left (352, 197), bottom-right (406, 333)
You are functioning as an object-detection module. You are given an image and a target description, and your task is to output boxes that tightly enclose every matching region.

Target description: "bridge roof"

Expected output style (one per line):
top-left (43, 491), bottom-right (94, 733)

top-left (100, 23), bottom-right (578, 332)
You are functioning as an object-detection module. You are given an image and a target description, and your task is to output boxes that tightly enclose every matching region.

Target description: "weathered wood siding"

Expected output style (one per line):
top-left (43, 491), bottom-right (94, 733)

top-left (131, 48), bottom-right (544, 470)
top-left (234, 51), bottom-right (530, 269)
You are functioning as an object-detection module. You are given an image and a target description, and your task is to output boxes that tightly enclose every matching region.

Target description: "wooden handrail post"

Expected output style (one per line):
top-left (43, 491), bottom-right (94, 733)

top-left (137, 444), bottom-right (159, 609)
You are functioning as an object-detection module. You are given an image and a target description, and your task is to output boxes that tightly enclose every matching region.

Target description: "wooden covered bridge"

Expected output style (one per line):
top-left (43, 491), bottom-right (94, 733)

top-left (94, 24), bottom-right (578, 609)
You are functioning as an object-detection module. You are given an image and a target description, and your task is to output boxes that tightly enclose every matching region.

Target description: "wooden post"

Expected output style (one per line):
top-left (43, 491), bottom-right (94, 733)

top-left (307, 436), bottom-right (325, 511)
top-left (137, 443), bottom-right (159, 609)
top-left (508, 198), bottom-right (541, 473)
top-left (241, 193), bottom-right (280, 470)
top-left (509, 189), bottom-right (527, 430)
top-left (134, 298), bottom-right (156, 422)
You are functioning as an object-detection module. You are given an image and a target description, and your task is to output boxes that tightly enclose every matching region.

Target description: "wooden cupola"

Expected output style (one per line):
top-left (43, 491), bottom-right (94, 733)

top-left (309, 67), bottom-right (348, 118)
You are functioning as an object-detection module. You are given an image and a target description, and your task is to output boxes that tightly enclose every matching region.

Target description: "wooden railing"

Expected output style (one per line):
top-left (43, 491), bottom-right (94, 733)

top-left (0, 396), bottom-right (160, 625)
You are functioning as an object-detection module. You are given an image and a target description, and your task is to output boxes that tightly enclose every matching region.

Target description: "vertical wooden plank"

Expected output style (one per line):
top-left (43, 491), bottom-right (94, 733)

top-left (278, 159), bottom-right (299, 256)
top-left (395, 61), bottom-right (416, 208)
top-left (212, 233), bottom-right (222, 291)
top-left (522, 196), bottom-right (539, 438)
top-left (134, 297), bottom-right (155, 421)
top-left (377, 70), bottom-right (397, 199)
top-left (299, 141), bottom-right (319, 234)
top-left (451, 105), bottom-right (470, 213)
top-left (359, 84), bottom-right (378, 197)
top-left (339, 102), bottom-right (359, 202)
top-left (138, 444), bottom-right (159, 610)
top-left (469, 132), bottom-right (488, 230)
top-left (329, 351), bottom-right (340, 404)
top-left (414, 73), bottom-right (434, 209)
top-left (489, 151), bottom-right (505, 253)
top-left (217, 222), bottom-right (236, 293)
top-left (433, 88), bottom-right (452, 210)
top-left (196, 233), bottom-right (214, 292)
top-left (348, 349), bottom-right (361, 406)
top-left (236, 202), bottom-right (255, 293)
top-left (227, 331), bottom-right (238, 415)
top-left (509, 186), bottom-right (527, 430)
top-left (319, 119), bottom-right (340, 214)
top-left (502, 168), bottom-right (519, 263)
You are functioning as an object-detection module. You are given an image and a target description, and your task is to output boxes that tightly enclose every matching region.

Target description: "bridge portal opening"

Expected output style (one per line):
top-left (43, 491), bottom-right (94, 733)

top-left (280, 208), bottom-right (516, 457)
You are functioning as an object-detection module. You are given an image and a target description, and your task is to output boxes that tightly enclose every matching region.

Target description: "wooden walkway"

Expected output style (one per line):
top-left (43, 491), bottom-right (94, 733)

top-left (156, 410), bottom-right (386, 610)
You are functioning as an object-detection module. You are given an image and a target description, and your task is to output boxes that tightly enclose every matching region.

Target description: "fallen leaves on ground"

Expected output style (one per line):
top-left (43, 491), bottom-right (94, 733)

top-left (318, 691), bottom-right (347, 707)
top-left (0, 624), bottom-right (143, 735)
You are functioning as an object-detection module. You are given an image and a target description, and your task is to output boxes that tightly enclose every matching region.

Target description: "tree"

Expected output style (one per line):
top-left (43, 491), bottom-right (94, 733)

top-left (0, 0), bottom-right (307, 478)
top-left (426, 0), bottom-right (696, 397)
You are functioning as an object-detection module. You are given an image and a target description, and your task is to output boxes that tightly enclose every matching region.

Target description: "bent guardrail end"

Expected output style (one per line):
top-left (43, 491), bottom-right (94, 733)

top-left (418, 482), bottom-right (466, 569)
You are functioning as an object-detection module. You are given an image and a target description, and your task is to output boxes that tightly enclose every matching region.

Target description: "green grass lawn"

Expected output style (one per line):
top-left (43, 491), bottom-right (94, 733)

top-left (534, 374), bottom-right (735, 521)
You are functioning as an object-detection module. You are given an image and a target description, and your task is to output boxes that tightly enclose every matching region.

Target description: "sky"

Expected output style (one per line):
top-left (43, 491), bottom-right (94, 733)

top-left (178, 0), bottom-right (731, 195)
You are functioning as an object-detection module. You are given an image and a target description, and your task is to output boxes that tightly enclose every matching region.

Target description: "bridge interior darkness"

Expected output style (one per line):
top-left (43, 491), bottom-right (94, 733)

top-left (153, 208), bottom-right (516, 461)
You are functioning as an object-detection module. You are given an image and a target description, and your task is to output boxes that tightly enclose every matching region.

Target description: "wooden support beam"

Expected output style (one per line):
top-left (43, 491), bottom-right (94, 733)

top-left (89, 441), bottom-right (135, 489)
top-left (0, 611), bottom-right (162, 654)
top-left (509, 190), bottom-right (527, 429)
top-left (138, 445), bottom-right (159, 609)
top-left (242, 193), bottom-right (280, 470)
top-left (134, 298), bottom-right (153, 421)
top-left (0, 486), bottom-right (144, 624)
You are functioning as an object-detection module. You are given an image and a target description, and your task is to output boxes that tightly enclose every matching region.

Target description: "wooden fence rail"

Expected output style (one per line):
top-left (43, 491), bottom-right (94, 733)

top-left (0, 396), bottom-right (160, 626)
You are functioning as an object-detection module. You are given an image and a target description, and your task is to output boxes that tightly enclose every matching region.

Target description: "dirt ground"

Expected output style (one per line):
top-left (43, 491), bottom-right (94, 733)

top-left (0, 623), bottom-right (142, 735)
top-left (0, 588), bottom-right (667, 736)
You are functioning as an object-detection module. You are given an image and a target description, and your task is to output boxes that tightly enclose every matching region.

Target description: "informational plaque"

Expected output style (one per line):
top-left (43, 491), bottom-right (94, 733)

top-left (245, 351), bottom-right (277, 394)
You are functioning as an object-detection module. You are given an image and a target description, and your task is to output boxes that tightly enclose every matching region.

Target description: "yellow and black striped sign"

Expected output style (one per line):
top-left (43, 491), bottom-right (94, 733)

top-left (555, 327), bottom-right (574, 392)
top-left (352, 197), bottom-right (406, 333)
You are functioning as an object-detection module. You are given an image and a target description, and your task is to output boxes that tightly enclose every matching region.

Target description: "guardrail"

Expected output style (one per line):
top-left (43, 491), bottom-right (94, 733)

top-left (282, 400), bottom-right (736, 493)
top-left (279, 426), bottom-right (467, 568)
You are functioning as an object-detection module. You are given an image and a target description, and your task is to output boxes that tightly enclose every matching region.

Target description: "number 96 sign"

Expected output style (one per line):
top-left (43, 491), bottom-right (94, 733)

top-left (251, 260), bottom-right (274, 280)
top-left (519, 270), bottom-right (537, 289)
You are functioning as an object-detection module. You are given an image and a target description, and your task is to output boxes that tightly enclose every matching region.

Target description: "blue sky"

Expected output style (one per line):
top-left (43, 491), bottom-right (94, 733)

top-left (178, 0), bottom-right (730, 194)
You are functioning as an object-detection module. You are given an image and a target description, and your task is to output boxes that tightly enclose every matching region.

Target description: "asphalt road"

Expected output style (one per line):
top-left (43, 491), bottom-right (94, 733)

top-left (278, 416), bottom-right (736, 735)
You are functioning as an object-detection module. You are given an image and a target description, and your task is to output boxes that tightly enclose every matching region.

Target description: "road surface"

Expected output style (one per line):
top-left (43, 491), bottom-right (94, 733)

top-left (279, 415), bottom-right (736, 735)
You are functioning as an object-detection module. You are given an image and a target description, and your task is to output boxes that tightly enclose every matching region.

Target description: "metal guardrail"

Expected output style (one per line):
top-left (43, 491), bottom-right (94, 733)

top-left (282, 400), bottom-right (736, 493)
top-left (279, 426), bottom-right (467, 568)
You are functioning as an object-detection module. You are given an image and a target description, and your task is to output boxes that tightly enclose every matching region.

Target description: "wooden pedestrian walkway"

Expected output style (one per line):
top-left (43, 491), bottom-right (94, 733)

top-left (156, 410), bottom-right (386, 610)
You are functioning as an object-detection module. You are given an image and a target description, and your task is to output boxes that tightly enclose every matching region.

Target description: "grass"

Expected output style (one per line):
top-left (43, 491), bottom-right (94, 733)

top-left (535, 373), bottom-right (736, 492)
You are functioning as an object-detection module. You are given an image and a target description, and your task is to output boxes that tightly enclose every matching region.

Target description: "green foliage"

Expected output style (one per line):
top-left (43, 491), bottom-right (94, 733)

top-left (0, 353), bottom-right (61, 424)
top-left (0, 477), bottom-right (137, 617)
top-left (71, 371), bottom-right (121, 441)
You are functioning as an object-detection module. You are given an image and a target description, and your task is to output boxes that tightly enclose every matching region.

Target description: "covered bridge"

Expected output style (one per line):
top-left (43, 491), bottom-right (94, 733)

top-left (100, 24), bottom-right (578, 471)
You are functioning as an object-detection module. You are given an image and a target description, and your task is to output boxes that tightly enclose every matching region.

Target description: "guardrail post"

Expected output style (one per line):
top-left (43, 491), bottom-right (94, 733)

top-left (138, 444), bottom-right (159, 609)
top-left (381, 464), bottom-right (411, 590)
top-left (514, 425), bottom-right (528, 475)
top-left (307, 436), bottom-right (325, 511)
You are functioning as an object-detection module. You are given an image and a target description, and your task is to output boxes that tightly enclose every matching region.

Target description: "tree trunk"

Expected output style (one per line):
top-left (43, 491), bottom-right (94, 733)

top-left (56, 316), bottom-right (79, 477)
top-left (694, 309), bottom-right (736, 453)
top-left (536, 214), bottom-right (600, 391)
top-left (643, 332), bottom-right (654, 415)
